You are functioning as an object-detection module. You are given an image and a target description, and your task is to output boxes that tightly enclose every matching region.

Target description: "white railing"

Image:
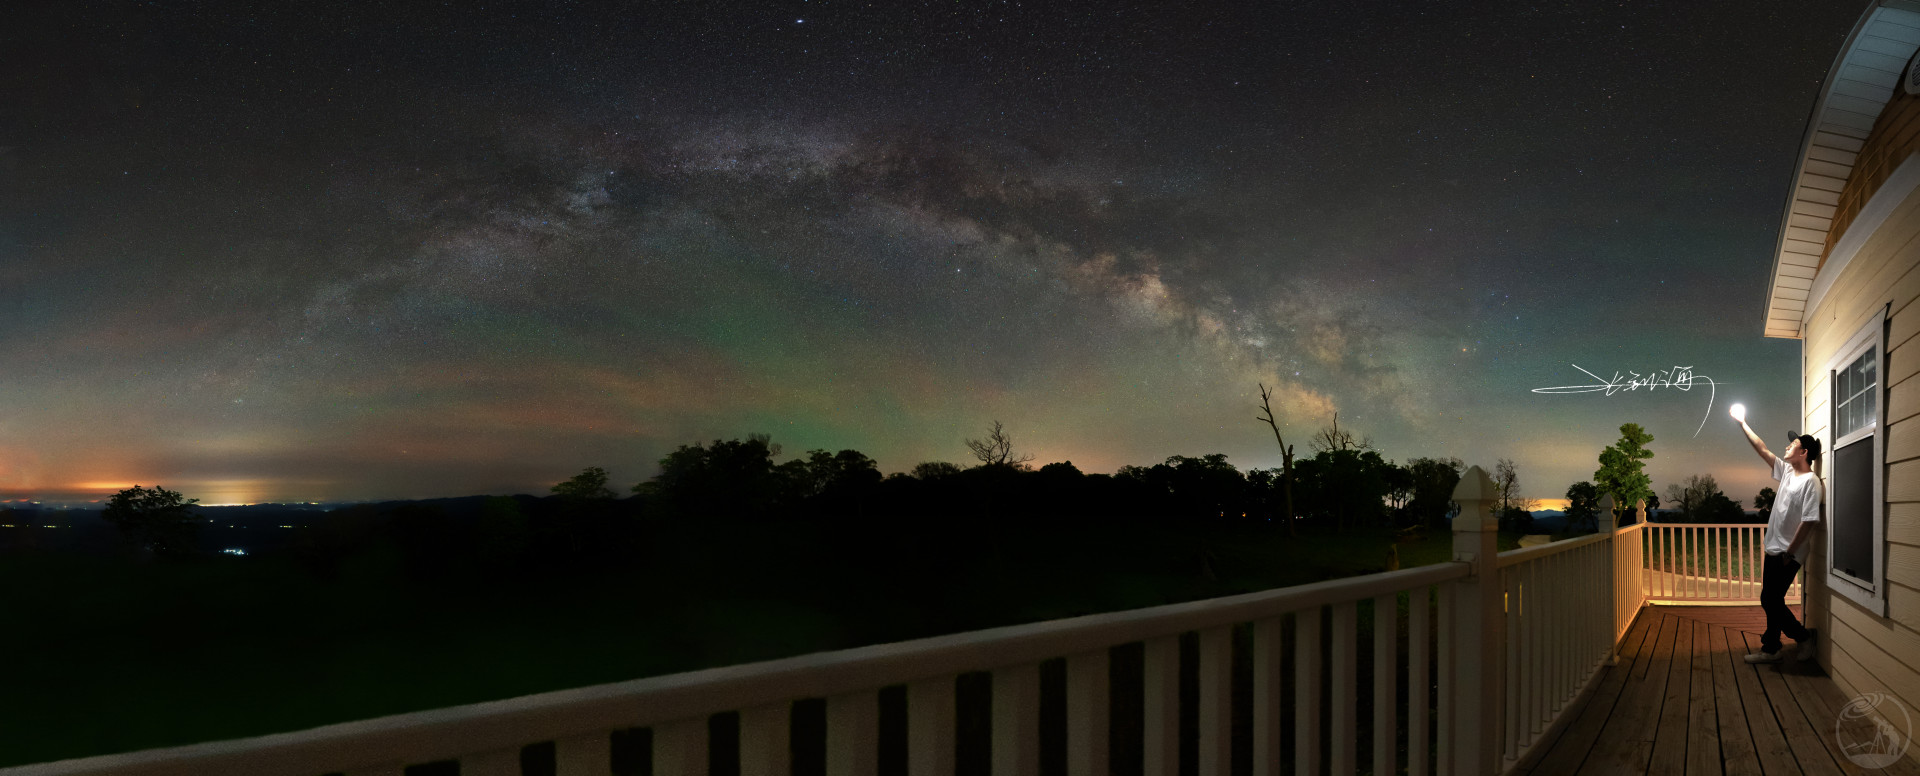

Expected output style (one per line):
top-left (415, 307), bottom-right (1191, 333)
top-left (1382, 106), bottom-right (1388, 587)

top-left (3, 561), bottom-right (1473, 776)
top-left (7, 473), bottom-right (1767, 776)
top-left (1494, 530), bottom-right (1615, 767)
top-left (1640, 523), bottom-right (1801, 604)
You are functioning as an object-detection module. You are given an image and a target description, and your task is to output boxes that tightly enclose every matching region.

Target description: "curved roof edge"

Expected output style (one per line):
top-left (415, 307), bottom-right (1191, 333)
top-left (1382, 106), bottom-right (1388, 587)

top-left (1764, 1), bottom-right (1920, 339)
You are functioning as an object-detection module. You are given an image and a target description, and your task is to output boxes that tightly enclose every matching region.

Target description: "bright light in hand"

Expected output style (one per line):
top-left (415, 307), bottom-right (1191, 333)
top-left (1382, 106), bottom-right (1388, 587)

top-left (1730, 403), bottom-right (1746, 422)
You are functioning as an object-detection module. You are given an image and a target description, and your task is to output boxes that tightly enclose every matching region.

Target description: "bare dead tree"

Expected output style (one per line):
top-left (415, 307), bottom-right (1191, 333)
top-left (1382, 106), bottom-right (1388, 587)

top-left (1494, 457), bottom-right (1519, 513)
top-left (965, 420), bottom-right (1035, 468)
top-left (1308, 412), bottom-right (1374, 453)
top-left (1256, 384), bottom-right (1298, 537)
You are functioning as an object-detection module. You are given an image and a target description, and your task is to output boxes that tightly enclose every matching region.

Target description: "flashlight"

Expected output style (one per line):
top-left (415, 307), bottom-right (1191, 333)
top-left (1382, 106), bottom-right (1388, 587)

top-left (1730, 403), bottom-right (1746, 422)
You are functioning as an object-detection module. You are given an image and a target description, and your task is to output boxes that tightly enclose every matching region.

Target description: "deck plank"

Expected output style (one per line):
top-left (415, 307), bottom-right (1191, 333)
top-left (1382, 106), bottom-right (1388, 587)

top-left (1686, 620), bottom-right (1722, 776)
top-left (1579, 611), bottom-right (1676, 776)
top-left (1792, 663), bottom-right (1920, 776)
top-left (1649, 613), bottom-right (1695, 775)
top-left (1707, 624), bottom-right (1762, 776)
top-left (1742, 631), bottom-right (1845, 776)
top-left (1526, 609), bottom-right (1661, 775)
top-left (1488, 604), bottom-right (1914, 775)
top-left (1730, 626), bottom-right (1798, 776)
top-left (1776, 648), bottom-right (1913, 776)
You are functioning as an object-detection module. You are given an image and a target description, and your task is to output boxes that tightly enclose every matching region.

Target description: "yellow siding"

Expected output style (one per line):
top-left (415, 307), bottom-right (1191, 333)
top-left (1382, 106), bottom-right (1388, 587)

top-left (1889, 417), bottom-right (1920, 464)
top-left (1891, 330), bottom-right (1920, 388)
top-left (1894, 294), bottom-right (1920, 353)
top-left (1892, 380), bottom-right (1920, 427)
top-left (1887, 580), bottom-right (1920, 635)
top-left (1895, 542), bottom-right (1920, 592)
top-left (1891, 502), bottom-right (1920, 547)
top-left (1829, 604), bottom-right (1920, 711)
top-left (1891, 459), bottom-right (1920, 505)
top-left (1803, 152), bottom-right (1920, 739)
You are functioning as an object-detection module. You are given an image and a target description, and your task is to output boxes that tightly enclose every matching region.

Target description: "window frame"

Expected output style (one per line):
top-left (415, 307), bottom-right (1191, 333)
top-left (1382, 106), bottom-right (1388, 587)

top-left (1825, 306), bottom-right (1888, 615)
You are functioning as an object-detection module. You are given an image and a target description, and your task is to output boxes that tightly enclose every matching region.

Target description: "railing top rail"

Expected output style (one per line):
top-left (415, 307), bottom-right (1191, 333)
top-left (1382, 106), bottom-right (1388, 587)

top-left (1638, 522), bottom-right (1770, 528)
top-left (1495, 530), bottom-right (1610, 568)
top-left (6, 560), bottom-right (1469, 776)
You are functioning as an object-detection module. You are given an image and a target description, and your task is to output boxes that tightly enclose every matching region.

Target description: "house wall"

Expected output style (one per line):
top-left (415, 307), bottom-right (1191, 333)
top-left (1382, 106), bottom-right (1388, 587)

top-left (1802, 163), bottom-right (1920, 718)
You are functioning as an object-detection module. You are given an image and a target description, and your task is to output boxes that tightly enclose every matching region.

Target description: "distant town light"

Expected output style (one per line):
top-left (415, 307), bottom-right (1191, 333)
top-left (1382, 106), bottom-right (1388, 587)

top-left (221, 548), bottom-right (246, 555)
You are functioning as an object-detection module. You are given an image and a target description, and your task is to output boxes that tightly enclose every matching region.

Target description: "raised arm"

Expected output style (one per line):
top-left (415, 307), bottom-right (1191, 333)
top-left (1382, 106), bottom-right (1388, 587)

top-left (1735, 415), bottom-right (1778, 469)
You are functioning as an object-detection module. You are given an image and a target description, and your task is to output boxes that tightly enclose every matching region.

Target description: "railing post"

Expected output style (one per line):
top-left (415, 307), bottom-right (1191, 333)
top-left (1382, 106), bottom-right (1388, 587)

top-left (1449, 465), bottom-right (1502, 776)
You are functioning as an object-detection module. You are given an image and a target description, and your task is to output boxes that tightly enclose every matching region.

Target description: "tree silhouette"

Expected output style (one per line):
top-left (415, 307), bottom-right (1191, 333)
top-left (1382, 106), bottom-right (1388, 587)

top-left (965, 420), bottom-right (1035, 468)
top-left (1405, 457), bottom-right (1465, 528)
top-left (640, 435), bottom-right (787, 518)
top-left (1565, 481), bottom-right (1601, 533)
top-left (1755, 487), bottom-right (1775, 521)
top-left (1294, 447), bottom-right (1396, 532)
top-left (1255, 384), bottom-right (1298, 536)
top-left (551, 466), bottom-right (617, 500)
top-left (102, 484), bottom-right (201, 557)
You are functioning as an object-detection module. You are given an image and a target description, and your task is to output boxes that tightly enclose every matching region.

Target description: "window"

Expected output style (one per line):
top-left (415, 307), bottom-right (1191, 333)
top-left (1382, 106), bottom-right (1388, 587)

top-left (1827, 307), bottom-right (1887, 615)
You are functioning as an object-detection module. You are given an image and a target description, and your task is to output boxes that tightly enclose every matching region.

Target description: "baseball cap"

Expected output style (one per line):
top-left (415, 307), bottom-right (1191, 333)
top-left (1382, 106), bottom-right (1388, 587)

top-left (1787, 431), bottom-right (1822, 463)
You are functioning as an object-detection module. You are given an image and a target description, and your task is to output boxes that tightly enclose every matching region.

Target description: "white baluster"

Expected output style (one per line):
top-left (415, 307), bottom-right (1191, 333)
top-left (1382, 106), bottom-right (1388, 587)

top-left (1332, 600), bottom-right (1357, 773)
top-left (741, 703), bottom-right (791, 776)
top-left (1298, 608), bottom-right (1324, 776)
top-left (1144, 636), bottom-right (1180, 776)
top-left (1411, 586), bottom-right (1432, 776)
top-left (1198, 626), bottom-right (1231, 776)
top-left (654, 721), bottom-right (706, 776)
top-left (827, 690), bottom-right (879, 776)
top-left (991, 664), bottom-right (1041, 776)
top-left (460, 749), bottom-right (518, 776)
top-left (1374, 592), bottom-right (1398, 776)
top-left (1065, 650), bottom-right (1109, 776)
top-left (1253, 618), bottom-right (1284, 776)
top-left (908, 677), bottom-right (955, 776)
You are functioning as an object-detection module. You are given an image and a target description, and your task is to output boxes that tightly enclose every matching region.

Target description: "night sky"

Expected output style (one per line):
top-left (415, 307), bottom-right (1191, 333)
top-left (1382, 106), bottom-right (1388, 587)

top-left (2, 1), bottom-right (1867, 506)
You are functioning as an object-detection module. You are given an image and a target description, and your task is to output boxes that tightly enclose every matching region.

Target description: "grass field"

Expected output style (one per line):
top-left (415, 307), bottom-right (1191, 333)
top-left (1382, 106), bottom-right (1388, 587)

top-left (0, 519), bottom-right (1529, 768)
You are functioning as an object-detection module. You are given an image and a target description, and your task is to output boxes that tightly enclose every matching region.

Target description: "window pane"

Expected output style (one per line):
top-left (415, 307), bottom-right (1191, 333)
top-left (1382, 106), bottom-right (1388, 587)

top-left (1837, 348), bottom-right (1880, 438)
top-left (1835, 436), bottom-right (1875, 583)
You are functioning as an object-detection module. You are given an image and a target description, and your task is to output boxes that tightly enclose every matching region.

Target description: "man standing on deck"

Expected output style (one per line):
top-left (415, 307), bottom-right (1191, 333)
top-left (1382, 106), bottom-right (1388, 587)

top-left (1732, 407), bottom-right (1822, 663)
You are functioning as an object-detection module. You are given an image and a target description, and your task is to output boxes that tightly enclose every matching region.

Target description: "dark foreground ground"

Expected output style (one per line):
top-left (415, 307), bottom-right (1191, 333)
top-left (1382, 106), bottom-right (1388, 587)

top-left (0, 516), bottom-right (1509, 768)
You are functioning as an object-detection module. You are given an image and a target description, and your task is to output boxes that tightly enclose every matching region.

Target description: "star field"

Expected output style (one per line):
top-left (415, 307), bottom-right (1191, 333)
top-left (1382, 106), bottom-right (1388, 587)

top-left (0, 0), bottom-right (1865, 504)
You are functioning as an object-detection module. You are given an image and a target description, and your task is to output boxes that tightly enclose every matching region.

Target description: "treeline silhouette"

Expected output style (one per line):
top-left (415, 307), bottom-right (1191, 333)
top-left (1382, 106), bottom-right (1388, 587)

top-left (267, 435), bottom-right (1471, 588)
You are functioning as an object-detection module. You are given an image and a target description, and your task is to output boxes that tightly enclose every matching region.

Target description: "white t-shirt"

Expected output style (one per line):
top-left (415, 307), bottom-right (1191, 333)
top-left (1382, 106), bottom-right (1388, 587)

top-left (1767, 457), bottom-right (1823, 565)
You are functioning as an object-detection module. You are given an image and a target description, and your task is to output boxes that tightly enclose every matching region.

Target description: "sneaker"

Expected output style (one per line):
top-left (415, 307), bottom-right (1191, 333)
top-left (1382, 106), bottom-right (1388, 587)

top-left (1795, 629), bottom-right (1818, 661)
top-left (1745, 650), bottom-right (1784, 664)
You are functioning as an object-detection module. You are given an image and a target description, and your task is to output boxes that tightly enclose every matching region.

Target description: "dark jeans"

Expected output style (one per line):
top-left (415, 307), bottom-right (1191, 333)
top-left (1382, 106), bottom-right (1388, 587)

top-left (1761, 552), bottom-right (1810, 653)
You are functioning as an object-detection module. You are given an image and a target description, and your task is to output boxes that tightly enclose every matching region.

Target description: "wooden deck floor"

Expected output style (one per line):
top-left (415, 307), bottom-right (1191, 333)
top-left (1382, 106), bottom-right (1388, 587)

top-left (1514, 605), bottom-right (1920, 776)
